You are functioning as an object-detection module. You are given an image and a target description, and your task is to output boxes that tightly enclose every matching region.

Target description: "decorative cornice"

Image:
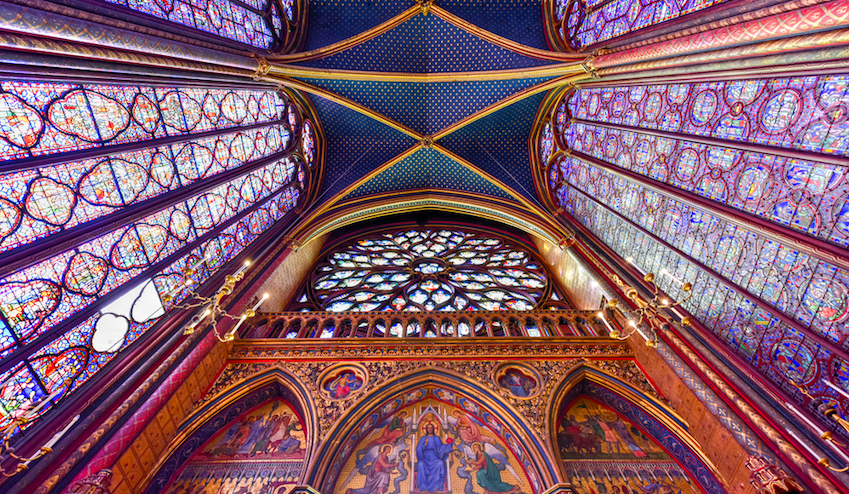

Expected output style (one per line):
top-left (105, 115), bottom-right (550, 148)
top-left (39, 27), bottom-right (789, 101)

top-left (291, 193), bottom-right (568, 248)
top-left (596, 0), bottom-right (849, 68)
top-left (197, 343), bottom-right (640, 440)
top-left (251, 55), bottom-right (271, 81)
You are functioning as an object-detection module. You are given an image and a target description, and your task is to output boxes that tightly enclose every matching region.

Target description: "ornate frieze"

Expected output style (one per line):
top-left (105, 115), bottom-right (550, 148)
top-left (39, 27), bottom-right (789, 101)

top-left (196, 341), bottom-right (658, 440)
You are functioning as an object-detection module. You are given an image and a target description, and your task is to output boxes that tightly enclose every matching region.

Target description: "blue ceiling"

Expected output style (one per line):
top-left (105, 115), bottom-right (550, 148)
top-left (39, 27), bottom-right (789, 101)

top-left (290, 4), bottom-right (570, 210)
top-left (309, 96), bottom-right (418, 204)
top-left (438, 0), bottom-right (551, 50)
top-left (341, 147), bottom-right (519, 202)
top-left (438, 92), bottom-right (547, 204)
top-left (296, 76), bottom-right (556, 136)
top-left (292, 13), bottom-right (559, 73)
top-left (301, 0), bottom-right (412, 51)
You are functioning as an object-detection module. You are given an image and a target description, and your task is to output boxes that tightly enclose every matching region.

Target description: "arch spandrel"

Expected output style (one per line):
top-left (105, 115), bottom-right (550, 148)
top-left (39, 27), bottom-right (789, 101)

top-left (546, 366), bottom-right (725, 494)
top-left (309, 370), bottom-right (561, 494)
top-left (140, 368), bottom-right (319, 494)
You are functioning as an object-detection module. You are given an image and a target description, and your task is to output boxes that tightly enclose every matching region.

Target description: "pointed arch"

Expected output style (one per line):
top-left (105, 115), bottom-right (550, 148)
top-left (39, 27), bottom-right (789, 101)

top-left (546, 364), bottom-right (725, 494)
top-left (308, 368), bottom-right (559, 494)
top-left (139, 366), bottom-right (319, 494)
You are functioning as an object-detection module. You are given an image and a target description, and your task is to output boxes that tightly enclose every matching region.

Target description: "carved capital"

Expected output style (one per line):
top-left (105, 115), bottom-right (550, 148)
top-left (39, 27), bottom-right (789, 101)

top-left (251, 56), bottom-right (271, 81)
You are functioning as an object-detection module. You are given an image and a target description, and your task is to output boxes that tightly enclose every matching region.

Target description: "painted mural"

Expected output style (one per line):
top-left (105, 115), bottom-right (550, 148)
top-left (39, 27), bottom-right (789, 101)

top-left (163, 399), bottom-right (306, 494)
top-left (334, 397), bottom-right (532, 494)
top-left (320, 366), bottom-right (367, 401)
top-left (494, 366), bottom-right (540, 399)
top-left (558, 399), bottom-right (700, 494)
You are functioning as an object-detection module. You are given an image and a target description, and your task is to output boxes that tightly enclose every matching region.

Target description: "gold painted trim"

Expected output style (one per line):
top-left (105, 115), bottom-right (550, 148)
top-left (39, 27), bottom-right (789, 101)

top-left (432, 74), bottom-right (584, 139)
top-left (544, 365), bottom-right (724, 487)
top-left (269, 6), bottom-right (420, 62)
top-left (307, 369), bottom-right (559, 492)
top-left (433, 144), bottom-right (566, 234)
top-left (431, 6), bottom-right (588, 61)
top-left (279, 77), bottom-right (424, 139)
top-left (291, 193), bottom-right (570, 248)
top-left (308, 144), bottom-right (423, 217)
top-left (138, 369), bottom-right (319, 494)
top-left (268, 62), bottom-right (584, 82)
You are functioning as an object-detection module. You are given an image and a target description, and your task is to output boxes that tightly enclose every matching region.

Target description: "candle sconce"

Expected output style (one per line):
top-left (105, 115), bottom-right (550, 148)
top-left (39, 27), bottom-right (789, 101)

top-left (601, 258), bottom-right (693, 347)
top-left (0, 378), bottom-right (79, 477)
top-left (162, 257), bottom-right (268, 343)
top-left (787, 380), bottom-right (849, 472)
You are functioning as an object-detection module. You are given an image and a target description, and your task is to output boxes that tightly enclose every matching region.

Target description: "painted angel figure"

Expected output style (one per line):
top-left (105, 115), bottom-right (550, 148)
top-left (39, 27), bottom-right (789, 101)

top-left (345, 445), bottom-right (402, 494)
top-left (457, 442), bottom-right (523, 494)
top-left (447, 410), bottom-right (494, 445)
top-left (347, 441), bottom-right (411, 491)
top-left (361, 411), bottom-right (412, 453)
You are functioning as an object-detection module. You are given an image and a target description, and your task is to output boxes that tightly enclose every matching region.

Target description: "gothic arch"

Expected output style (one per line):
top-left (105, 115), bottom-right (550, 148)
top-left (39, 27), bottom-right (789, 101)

top-left (308, 367), bottom-right (560, 494)
top-left (291, 193), bottom-right (571, 249)
top-left (546, 364), bottom-right (725, 494)
top-left (140, 366), bottom-right (319, 494)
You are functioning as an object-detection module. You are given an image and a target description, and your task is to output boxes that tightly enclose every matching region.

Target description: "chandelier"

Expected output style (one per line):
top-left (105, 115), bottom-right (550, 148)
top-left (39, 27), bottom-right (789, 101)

top-left (786, 380), bottom-right (849, 472)
top-left (598, 259), bottom-right (693, 347)
top-left (0, 377), bottom-right (79, 476)
top-left (162, 256), bottom-right (267, 342)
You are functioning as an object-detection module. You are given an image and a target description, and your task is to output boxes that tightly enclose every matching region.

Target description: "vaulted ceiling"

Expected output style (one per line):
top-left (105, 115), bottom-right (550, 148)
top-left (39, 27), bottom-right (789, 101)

top-left (267, 0), bottom-right (587, 218)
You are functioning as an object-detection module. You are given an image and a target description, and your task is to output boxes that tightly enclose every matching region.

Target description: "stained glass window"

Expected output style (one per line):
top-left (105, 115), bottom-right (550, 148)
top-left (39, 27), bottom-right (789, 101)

top-left (0, 158), bottom-right (297, 354)
top-left (538, 76), bottom-right (849, 429)
top-left (568, 77), bottom-right (849, 157)
top-left (290, 229), bottom-right (568, 313)
top-left (549, 0), bottom-right (729, 50)
top-left (0, 123), bottom-right (291, 253)
top-left (99, 0), bottom-right (304, 50)
top-left (0, 84), bottom-right (318, 430)
top-left (0, 82), bottom-right (283, 162)
top-left (559, 185), bottom-right (849, 426)
top-left (556, 155), bottom-right (849, 346)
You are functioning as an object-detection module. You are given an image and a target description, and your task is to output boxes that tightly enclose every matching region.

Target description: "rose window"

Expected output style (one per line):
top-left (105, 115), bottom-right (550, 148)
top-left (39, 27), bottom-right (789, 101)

top-left (291, 229), bottom-right (561, 312)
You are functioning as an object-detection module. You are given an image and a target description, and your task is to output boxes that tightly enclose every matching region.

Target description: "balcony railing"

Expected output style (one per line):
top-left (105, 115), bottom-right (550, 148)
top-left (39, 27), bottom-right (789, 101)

top-left (244, 309), bottom-right (610, 339)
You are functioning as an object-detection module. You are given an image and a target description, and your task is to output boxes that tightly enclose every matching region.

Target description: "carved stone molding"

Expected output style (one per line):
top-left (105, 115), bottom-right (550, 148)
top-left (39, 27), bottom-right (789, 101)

top-left (196, 344), bottom-right (659, 441)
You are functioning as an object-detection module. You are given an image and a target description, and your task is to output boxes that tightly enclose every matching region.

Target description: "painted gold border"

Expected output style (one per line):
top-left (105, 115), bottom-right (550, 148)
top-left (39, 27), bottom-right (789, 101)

top-left (137, 368), bottom-right (320, 494)
top-left (492, 363), bottom-right (545, 400)
top-left (431, 6), bottom-right (587, 61)
top-left (432, 74), bottom-right (584, 139)
top-left (317, 363), bottom-right (370, 402)
top-left (290, 193), bottom-right (571, 249)
top-left (268, 62), bottom-right (584, 82)
top-left (280, 77), bottom-right (424, 139)
top-left (269, 6), bottom-right (420, 62)
top-left (308, 369), bottom-right (559, 494)
top-left (544, 365), bottom-right (723, 487)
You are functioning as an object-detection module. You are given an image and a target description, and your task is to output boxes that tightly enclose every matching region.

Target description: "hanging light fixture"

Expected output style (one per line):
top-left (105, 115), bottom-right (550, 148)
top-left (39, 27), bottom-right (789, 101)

top-left (787, 380), bottom-right (849, 472)
top-left (162, 257), bottom-right (268, 342)
top-left (0, 377), bottom-right (79, 477)
top-left (601, 259), bottom-right (693, 347)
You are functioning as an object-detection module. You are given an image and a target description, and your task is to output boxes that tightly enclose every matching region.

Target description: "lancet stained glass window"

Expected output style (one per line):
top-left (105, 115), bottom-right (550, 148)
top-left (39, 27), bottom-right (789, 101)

top-left (536, 76), bottom-right (849, 430)
top-left (290, 229), bottom-right (567, 313)
top-left (0, 123), bottom-right (293, 253)
top-left (0, 81), bottom-right (319, 430)
top-left (99, 0), bottom-right (304, 50)
top-left (0, 82), bottom-right (284, 162)
top-left (549, 0), bottom-right (729, 50)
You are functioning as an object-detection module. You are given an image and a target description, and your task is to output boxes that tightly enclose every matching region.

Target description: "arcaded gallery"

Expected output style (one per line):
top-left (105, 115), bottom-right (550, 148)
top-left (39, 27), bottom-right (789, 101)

top-left (0, 1), bottom-right (847, 494)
